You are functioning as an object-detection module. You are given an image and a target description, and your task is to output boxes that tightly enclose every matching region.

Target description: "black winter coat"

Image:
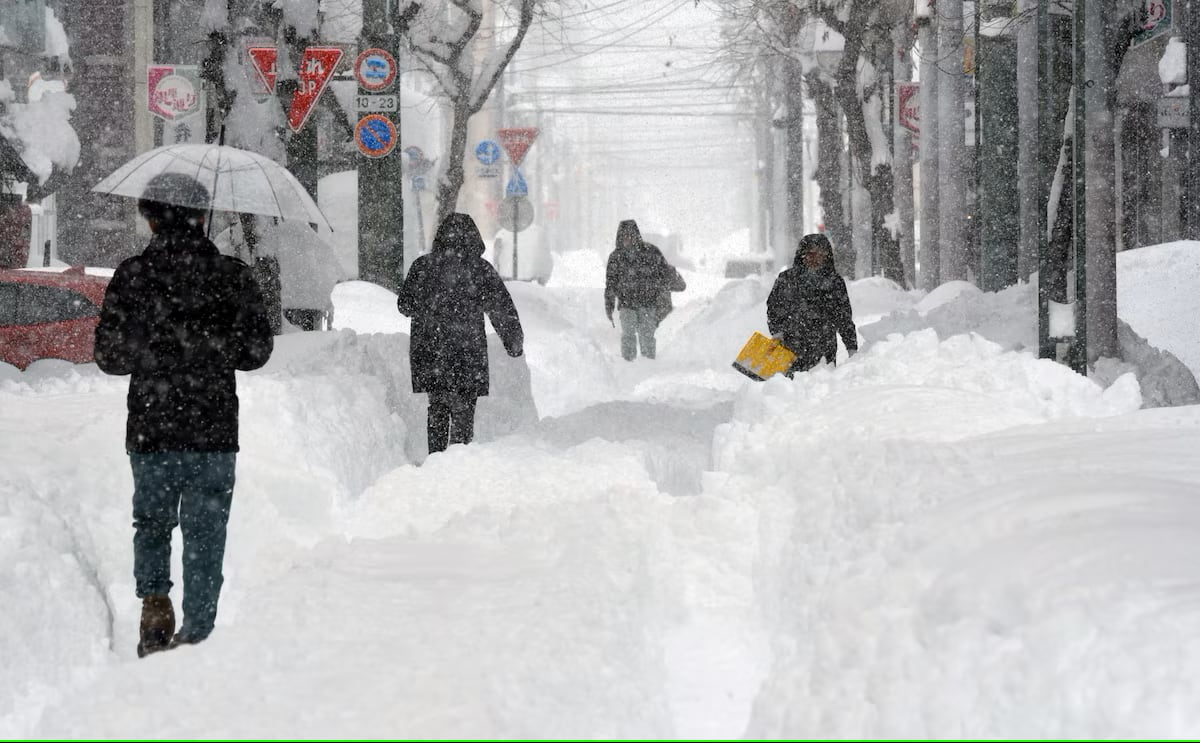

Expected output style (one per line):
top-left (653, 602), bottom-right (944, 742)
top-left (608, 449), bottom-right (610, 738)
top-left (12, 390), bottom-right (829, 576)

top-left (94, 227), bottom-right (274, 453)
top-left (605, 242), bottom-right (685, 314)
top-left (766, 259), bottom-right (857, 372)
top-left (397, 213), bottom-right (523, 397)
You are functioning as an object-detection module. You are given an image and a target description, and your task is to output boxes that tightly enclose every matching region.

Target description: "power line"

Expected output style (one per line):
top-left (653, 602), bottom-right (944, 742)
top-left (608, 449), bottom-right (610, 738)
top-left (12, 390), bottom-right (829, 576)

top-left (516, 108), bottom-right (752, 117)
top-left (513, 0), bottom-right (695, 73)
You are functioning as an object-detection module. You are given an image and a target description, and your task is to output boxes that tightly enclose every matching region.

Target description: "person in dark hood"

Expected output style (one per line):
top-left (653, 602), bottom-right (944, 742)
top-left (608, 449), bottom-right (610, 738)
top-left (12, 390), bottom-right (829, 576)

top-left (94, 173), bottom-right (274, 656)
top-left (397, 213), bottom-right (524, 456)
top-left (604, 219), bottom-right (685, 361)
top-left (766, 232), bottom-right (857, 376)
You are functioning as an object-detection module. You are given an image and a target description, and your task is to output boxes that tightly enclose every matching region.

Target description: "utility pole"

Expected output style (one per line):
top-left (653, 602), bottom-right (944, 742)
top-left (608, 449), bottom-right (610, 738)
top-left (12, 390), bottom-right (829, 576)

top-left (785, 57), bottom-right (806, 243)
top-left (1187, 0), bottom-right (1200, 234)
top-left (1017, 0), bottom-right (1039, 281)
top-left (893, 23), bottom-right (917, 288)
top-left (1035, 0), bottom-right (1075, 363)
top-left (1070, 0), bottom-right (1089, 371)
top-left (358, 1), bottom-right (419, 291)
top-left (917, 13), bottom-right (940, 290)
top-left (937, 0), bottom-right (969, 282)
top-left (977, 0), bottom-right (1019, 292)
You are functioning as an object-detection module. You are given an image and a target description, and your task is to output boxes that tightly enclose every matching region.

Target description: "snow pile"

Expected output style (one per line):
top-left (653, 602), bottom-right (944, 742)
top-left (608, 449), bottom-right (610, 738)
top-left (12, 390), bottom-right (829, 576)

top-left (863, 267), bottom-right (1200, 408)
top-left (863, 279), bottom-right (1035, 351)
top-left (262, 326), bottom-right (537, 463)
top-left (708, 330), bottom-right (1200, 737)
top-left (1117, 240), bottom-right (1200, 377)
top-left (544, 247), bottom-right (606, 288)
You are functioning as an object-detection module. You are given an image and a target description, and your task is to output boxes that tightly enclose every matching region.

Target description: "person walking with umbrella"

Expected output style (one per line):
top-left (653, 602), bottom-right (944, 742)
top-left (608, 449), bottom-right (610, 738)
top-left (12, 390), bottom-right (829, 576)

top-left (94, 173), bottom-right (274, 656)
top-left (397, 213), bottom-right (525, 457)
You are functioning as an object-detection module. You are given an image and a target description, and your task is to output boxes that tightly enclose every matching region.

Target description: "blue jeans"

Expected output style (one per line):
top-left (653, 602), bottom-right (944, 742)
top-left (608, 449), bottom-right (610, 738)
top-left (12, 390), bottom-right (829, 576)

top-left (131, 451), bottom-right (236, 641)
top-left (619, 306), bottom-right (659, 360)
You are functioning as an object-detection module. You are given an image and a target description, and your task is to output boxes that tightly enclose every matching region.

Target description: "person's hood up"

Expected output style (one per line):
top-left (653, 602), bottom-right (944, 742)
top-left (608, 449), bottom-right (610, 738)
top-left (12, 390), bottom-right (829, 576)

top-left (432, 212), bottom-right (485, 258)
top-left (793, 232), bottom-right (838, 274)
top-left (615, 219), bottom-right (642, 250)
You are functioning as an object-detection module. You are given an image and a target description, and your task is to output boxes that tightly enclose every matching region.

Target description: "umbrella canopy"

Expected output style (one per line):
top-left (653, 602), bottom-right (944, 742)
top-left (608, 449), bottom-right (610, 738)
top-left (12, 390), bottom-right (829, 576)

top-left (92, 143), bottom-right (331, 231)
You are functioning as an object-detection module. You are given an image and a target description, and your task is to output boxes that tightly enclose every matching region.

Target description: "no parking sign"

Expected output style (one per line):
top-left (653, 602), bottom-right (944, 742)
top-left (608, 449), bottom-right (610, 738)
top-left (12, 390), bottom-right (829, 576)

top-left (355, 114), bottom-right (397, 158)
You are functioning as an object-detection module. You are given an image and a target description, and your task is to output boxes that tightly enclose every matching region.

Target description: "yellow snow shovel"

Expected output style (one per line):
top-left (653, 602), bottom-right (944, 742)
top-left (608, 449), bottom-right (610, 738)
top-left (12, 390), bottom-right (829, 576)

top-left (732, 331), bottom-right (795, 381)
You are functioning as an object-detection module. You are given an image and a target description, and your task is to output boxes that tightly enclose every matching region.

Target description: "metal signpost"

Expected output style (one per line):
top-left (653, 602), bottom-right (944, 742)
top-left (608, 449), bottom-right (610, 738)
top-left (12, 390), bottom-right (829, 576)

top-left (405, 146), bottom-right (432, 252)
top-left (356, 2), bottom-right (417, 291)
top-left (496, 128), bottom-right (539, 280)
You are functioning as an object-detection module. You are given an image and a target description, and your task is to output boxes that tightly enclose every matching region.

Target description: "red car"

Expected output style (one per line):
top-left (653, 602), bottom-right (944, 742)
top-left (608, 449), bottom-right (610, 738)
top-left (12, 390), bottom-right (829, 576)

top-left (0, 266), bottom-right (112, 370)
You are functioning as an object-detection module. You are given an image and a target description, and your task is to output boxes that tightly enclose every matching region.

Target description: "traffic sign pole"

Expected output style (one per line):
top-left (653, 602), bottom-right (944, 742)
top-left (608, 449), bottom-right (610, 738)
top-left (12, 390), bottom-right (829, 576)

top-left (357, 2), bottom-right (418, 291)
top-left (496, 128), bottom-right (539, 280)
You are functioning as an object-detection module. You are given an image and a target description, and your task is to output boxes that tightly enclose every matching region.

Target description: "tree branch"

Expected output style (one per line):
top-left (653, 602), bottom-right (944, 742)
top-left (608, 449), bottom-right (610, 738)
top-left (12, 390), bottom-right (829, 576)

top-left (469, 0), bottom-right (536, 113)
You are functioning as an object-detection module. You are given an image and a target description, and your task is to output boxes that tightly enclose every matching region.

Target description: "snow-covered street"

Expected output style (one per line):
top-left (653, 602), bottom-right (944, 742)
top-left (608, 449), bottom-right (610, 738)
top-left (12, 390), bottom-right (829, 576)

top-left (4, 243), bottom-right (1200, 737)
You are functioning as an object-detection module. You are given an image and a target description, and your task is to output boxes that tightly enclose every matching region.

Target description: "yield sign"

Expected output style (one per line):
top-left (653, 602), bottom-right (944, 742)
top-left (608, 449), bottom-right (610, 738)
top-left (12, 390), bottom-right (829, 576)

top-left (497, 127), bottom-right (539, 167)
top-left (247, 46), bottom-right (277, 95)
top-left (287, 46), bottom-right (344, 132)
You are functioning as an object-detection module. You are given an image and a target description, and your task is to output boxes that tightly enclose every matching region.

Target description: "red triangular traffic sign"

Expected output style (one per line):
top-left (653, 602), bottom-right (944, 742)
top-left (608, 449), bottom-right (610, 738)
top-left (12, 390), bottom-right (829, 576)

top-left (287, 46), bottom-right (344, 132)
top-left (497, 127), bottom-right (540, 167)
top-left (247, 47), bottom-right (277, 95)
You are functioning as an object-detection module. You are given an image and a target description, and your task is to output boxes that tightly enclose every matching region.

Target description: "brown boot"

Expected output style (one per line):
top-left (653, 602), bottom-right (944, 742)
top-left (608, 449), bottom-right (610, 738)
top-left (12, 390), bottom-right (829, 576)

top-left (137, 594), bottom-right (175, 658)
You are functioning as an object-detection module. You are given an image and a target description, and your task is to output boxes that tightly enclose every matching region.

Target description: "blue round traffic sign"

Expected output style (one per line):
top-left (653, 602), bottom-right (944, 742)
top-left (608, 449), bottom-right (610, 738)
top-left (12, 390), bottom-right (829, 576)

top-left (355, 114), bottom-right (397, 158)
top-left (354, 48), bottom-right (396, 91)
top-left (475, 140), bottom-right (501, 165)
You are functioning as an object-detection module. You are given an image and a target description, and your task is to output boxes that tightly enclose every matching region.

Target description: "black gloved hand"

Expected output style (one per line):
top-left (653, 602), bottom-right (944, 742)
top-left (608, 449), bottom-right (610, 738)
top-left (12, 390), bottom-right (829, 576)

top-left (507, 345), bottom-right (523, 358)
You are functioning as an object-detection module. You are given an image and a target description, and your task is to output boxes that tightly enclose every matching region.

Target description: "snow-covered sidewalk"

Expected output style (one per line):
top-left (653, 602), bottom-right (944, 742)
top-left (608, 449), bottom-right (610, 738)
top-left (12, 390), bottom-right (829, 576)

top-left (6, 247), bottom-right (1200, 737)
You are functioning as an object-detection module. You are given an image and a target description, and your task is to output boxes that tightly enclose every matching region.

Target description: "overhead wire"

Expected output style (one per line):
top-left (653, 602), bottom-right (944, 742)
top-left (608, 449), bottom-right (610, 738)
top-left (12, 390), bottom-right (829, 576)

top-left (511, 0), bottom-right (696, 73)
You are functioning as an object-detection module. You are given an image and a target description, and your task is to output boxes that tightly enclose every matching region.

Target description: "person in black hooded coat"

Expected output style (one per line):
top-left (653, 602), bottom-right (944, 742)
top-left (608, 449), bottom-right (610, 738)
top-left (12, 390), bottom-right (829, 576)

top-left (397, 212), bottom-right (524, 455)
top-left (766, 232), bottom-right (858, 375)
top-left (604, 219), bottom-right (685, 360)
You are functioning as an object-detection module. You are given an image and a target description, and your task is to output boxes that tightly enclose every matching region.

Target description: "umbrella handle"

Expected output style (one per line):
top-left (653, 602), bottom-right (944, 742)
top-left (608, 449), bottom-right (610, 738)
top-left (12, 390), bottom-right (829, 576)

top-left (205, 125), bottom-right (226, 239)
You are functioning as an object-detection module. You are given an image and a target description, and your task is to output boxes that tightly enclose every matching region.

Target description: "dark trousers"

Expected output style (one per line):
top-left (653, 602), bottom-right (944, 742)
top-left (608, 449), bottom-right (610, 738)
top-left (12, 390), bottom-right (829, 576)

top-left (427, 390), bottom-right (478, 454)
top-left (130, 451), bottom-right (235, 641)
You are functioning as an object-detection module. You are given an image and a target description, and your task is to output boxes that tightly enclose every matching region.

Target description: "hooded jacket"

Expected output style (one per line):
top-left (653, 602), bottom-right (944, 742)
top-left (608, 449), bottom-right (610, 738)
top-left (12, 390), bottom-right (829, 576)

top-left (397, 213), bottom-right (524, 396)
top-left (766, 234), bottom-right (857, 371)
top-left (604, 219), bottom-right (684, 314)
top-left (94, 225), bottom-right (274, 452)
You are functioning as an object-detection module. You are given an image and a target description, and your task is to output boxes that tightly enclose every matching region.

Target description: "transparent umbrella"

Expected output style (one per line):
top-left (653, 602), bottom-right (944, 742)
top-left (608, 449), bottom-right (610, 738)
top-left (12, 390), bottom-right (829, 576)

top-left (91, 143), bottom-right (331, 231)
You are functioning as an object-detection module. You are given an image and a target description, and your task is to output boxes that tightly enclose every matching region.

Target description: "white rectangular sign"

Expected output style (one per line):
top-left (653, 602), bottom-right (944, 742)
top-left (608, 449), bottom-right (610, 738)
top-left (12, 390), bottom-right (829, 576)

top-left (356, 94), bottom-right (399, 112)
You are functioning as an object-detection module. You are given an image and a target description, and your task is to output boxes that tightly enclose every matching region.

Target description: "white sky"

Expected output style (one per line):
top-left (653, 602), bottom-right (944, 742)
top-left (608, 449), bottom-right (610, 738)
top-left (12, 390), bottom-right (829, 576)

top-left (4, 232), bottom-right (1200, 737)
top-left (506, 0), bottom-right (760, 256)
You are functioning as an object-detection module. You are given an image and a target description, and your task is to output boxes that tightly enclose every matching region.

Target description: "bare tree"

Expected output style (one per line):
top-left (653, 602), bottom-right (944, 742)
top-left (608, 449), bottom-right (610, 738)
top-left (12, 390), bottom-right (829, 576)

top-left (715, 0), bottom-right (908, 281)
top-left (405, 1), bottom-right (541, 223)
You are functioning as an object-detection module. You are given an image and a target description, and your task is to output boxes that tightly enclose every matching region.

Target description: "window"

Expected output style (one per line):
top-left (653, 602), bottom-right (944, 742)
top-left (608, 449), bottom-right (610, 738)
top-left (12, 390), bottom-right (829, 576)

top-left (0, 283), bottom-right (18, 325)
top-left (11, 283), bottom-right (99, 325)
